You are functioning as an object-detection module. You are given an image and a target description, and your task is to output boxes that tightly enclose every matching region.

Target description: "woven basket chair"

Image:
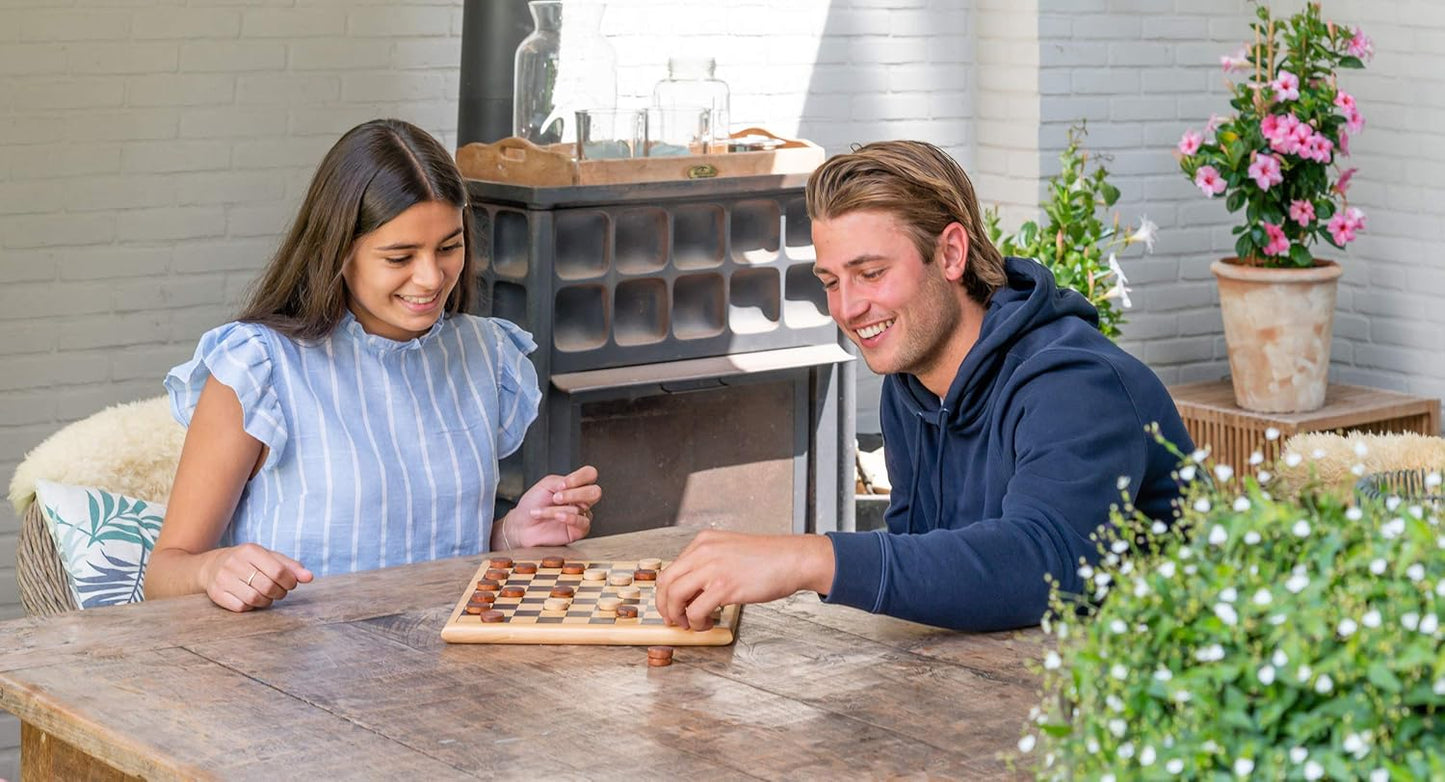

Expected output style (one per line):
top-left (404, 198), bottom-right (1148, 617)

top-left (18, 501), bottom-right (77, 617)
top-left (9, 395), bottom-right (184, 618)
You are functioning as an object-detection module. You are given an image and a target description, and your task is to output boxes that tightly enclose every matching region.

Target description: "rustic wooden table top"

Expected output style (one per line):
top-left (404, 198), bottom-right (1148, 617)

top-left (0, 527), bottom-right (1044, 780)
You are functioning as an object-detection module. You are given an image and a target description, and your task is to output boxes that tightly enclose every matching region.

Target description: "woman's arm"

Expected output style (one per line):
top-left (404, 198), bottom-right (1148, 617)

top-left (146, 375), bottom-right (312, 611)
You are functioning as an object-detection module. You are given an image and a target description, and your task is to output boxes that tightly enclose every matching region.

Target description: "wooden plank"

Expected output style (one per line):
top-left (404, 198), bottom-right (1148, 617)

top-left (5, 646), bottom-right (470, 781)
top-left (20, 723), bottom-right (140, 782)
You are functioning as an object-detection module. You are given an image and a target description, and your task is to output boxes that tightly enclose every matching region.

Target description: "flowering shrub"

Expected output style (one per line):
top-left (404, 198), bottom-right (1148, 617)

top-left (1177, 2), bottom-right (1371, 267)
top-left (1019, 436), bottom-right (1445, 779)
top-left (986, 124), bottom-right (1156, 341)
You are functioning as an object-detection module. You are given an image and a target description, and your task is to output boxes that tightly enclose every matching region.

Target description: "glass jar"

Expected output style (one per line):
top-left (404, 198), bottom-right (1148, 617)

top-left (513, 0), bottom-right (617, 146)
top-left (651, 57), bottom-right (730, 150)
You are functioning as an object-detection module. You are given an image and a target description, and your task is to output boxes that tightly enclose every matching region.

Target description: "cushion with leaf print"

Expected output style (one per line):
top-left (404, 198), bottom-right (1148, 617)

top-left (34, 479), bottom-right (164, 609)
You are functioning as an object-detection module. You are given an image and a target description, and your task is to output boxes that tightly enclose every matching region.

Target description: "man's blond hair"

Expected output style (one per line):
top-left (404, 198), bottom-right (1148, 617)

top-left (805, 140), bottom-right (1007, 304)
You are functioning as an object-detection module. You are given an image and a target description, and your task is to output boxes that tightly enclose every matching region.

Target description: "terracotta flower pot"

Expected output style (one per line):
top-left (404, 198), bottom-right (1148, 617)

top-left (1211, 258), bottom-right (1343, 414)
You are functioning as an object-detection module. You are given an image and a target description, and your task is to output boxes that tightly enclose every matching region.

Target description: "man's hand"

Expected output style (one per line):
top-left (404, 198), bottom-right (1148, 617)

top-left (655, 531), bottom-right (836, 631)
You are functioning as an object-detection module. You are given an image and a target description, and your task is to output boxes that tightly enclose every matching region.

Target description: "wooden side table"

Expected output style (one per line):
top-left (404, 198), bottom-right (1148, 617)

top-left (1169, 380), bottom-right (1442, 471)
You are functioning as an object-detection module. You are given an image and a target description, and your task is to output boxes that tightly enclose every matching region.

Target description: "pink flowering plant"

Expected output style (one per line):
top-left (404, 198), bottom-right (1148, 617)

top-left (1177, 2), bottom-right (1371, 268)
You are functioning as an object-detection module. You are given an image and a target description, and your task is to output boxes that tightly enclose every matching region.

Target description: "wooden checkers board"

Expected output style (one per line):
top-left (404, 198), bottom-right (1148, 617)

top-left (440, 557), bottom-right (741, 646)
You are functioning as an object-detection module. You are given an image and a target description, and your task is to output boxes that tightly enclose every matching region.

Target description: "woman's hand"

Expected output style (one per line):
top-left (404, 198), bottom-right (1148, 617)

top-left (498, 465), bottom-right (600, 549)
top-left (197, 542), bottom-right (314, 613)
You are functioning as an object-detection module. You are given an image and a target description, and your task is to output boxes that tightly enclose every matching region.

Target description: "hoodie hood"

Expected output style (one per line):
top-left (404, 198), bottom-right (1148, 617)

top-left (894, 257), bottom-right (1099, 430)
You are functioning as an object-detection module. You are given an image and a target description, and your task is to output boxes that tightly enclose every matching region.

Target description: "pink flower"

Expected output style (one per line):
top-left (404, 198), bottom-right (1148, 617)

top-left (1338, 129), bottom-right (1351, 156)
top-left (1178, 130), bottom-right (1203, 156)
top-left (1334, 90), bottom-right (1356, 112)
top-left (1247, 153), bottom-right (1283, 191)
top-left (1270, 70), bottom-right (1301, 102)
top-left (1345, 106), bottom-right (1365, 135)
top-left (1194, 165), bottom-right (1226, 197)
top-left (1206, 113), bottom-right (1226, 134)
top-left (1333, 167), bottom-right (1357, 195)
top-left (1288, 200), bottom-right (1316, 226)
top-left (1221, 47), bottom-right (1251, 73)
top-left (1327, 206), bottom-right (1366, 245)
top-left (1262, 222), bottom-right (1291, 257)
top-left (1348, 28), bottom-right (1374, 60)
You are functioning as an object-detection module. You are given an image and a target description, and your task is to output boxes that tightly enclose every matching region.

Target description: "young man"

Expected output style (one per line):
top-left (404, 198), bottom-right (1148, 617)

top-left (655, 140), bottom-right (1194, 632)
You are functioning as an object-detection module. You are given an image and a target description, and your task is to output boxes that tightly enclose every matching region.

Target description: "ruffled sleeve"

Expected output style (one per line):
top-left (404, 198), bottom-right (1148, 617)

top-left (164, 321), bottom-right (288, 471)
top-left (485, 317), bottom-right (542, 459)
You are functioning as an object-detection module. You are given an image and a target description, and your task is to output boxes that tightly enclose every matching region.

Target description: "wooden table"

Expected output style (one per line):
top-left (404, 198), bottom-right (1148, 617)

top-left (0, 527), bottom-right (1045, 780)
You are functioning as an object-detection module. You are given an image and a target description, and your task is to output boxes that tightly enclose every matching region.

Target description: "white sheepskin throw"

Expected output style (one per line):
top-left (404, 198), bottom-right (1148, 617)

top-left (1273, 430), bottom-right (1445, 501)
top-left (8, 395), bottom-right (185, 514)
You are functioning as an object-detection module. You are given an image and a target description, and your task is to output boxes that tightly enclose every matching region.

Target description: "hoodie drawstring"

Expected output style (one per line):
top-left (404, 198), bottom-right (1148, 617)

top-left (908, 411), bottom-right (927, 535)
top-left (933, 407), bottom-right (948, 531)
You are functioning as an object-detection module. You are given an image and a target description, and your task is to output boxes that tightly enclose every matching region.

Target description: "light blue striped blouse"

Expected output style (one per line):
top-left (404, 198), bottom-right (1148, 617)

top-left (164, 311), bottom-right (541, 577)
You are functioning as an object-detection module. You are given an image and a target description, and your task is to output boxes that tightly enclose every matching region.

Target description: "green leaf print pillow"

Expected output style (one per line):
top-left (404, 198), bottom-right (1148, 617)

top-left (34, 479), bottom-right (164, 609)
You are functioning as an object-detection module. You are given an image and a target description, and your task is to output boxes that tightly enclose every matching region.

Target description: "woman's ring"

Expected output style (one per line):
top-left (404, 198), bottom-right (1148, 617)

top-left (245, 568), bottom-right (258, 587)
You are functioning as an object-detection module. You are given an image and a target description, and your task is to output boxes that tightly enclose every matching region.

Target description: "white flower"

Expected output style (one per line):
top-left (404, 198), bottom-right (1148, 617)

top-left (1233, 496), bottom-right (1251, 512)
top-left (1107, 694), bottom-right (1125, 712)
top-left (1128, 217), bottom-right (1158, 251)
top-left (1094, 571), bottom-right (1112, 586)
top-left (1382, 518), bottom-right (1406, 539)
top-left (1179, 464), bottom-right (1198, 482)
top-left (1407, 563), bottom-right (1425, 582)
top-left (1290, 746), bottom-right (1308, 764)
top-left (1244, 531), bottom-right (1261, 545)
top-left (1272, 649), bottom-right (1288, 667)
top-left (1315, 674), bottom-right (1333, 693)
top-left (1109, 718), bottom-right (1126, 737)
top-left (1403, 612), bottom-right (1421, 631)
top-left (1078, 565), bottom-right (1094, 580)
top-left (1215, 464), bottom-right (1234, 482)
top-left (1420, 613), bottom-right (1439, 635)
top-left (1167, 758), bottom-right (1185, 775)
top-left (1111, 618), bottom-right (1128, 634)
top-left (1252, 588), bottom-right (1272, 605)
top-left (1311, 448), bottom-right (1326, 460)
top-left (1338, 618), bottom-right (1358, 637)
top-left (1209, 525), bottom-right (1229, 545)
top-left (1370, 558), bottom-right (1387, 575)
top-left (1115, 474), bottom-right (1130, 490)
top-left (1362, 609), bottom-right (1382, 628)
top-left (1018, 734), bottom-right (1036, 753)
top-left (1151, 520), bottom-right (1168, 535)
top-left (1257, 470), bottom-right (1272, 484)
top-left (1297, 664), bottom-right (1312, 682)
top-left (1347, 507), bottom-right (1363, 521)
top-left (1203, 740), bottom-right (1220, 753)
top-left (1087, 738), bottom-right (1100, 754)
top-left (1111, 664), bottom-right (1128, 680)
top-left (1351, 463), bottom-right (1366, 476)
top-left (1215, 603), bottom-right (1239, 626)
top-left (1257, 665), bottom-right (1276, 684)
top-left (1437, 580), bottom-right (1445, 597)
top-left (1159, 561), bottom-right (1177, 578)
top-left (1119, 741), bottom-right (1135, 760)
top-left (1304, 761), bottom-right (1324, 780)
top-left (1234, 757), bottom-right (1254, 776)
top-left (1292, 519), bottom-right (1311, 537)
top-left (1154, 667), bottom-right (1173, 681)
top-left (1268, 613), bottom-right (1287, 625)
top-left (1191, 448), bottom-right (1210, 463)
top-left (1284, 452), bottom-right (1303, 467)
top-left (1343, 732), bottom-right (1366, 756)
top-left (1195, 644), bottom-right (1225, 662)
top-left (1111, 539), bottom-right (1129, 554)
top-left (1387, 496), bottom-right (1403, 512)
top-left (1265, 427), bottom-right (1281, 441)
top-left (1354, 440), bottom-right (1370, 457)
top-left (1101, 775), bottom-right (1115, 782)
top-left (1044, 651), bottom-right (1061, 669)
top-left (1434, 679), bottom-right (1445, 696)
top-left (1172, 689), bottom-right (1192, 703)
top-left (1286, 573), bottom-right (1310, 593)
top-left (1249, 450), bottom-right (1264, 465)
top-left (1427, 471), bottom-right (1442, 489)
top-left (1140, 745), bottom-right (1156, 766)
top-left (1370, 770), bottom-right (1389, 782)
top-left (1194, 497), bottom-right (1212, 513)
top-left (1220, 587), bottom-right (1238, 603)
top-left (1104, 255), bottom-right (1133, 308)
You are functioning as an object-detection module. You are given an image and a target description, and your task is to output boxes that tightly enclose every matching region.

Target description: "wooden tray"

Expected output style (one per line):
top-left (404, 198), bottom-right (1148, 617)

top-left (455, 127), bottom-right (825, 187)
top-left (440, 556), bottom-right (741, 645)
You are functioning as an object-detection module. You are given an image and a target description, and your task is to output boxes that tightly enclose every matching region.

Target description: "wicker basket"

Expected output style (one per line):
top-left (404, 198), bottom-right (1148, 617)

top-left (17, 500), bottom-right (78, 617)
top-left (1355, 467), bottom-right (1445, 507)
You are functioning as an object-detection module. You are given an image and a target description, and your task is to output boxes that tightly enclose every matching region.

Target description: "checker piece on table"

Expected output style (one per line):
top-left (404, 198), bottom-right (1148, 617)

top-left (440, 556), bottom-right (741, 645)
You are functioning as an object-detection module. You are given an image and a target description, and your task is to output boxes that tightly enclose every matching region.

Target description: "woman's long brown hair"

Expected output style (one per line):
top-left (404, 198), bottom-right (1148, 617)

top-left (238, 119), bottom-right (476, 340)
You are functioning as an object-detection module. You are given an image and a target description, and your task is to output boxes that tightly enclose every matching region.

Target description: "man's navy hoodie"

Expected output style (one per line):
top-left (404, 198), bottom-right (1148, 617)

top-left (824, 257), bottom-right (1193, 632)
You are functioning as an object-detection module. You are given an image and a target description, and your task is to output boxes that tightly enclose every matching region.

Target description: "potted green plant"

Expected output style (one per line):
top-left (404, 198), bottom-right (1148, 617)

top-left (987, 124), bottom-right (1156, 342)
top-left (1176, 1), bottom-right (1371, 414)
top-left (1017, 438), bottom-right (1445, 778)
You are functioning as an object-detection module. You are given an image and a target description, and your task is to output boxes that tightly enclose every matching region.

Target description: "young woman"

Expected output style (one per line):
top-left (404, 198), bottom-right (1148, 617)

top-left (146, 119), bottom-right (599, 612)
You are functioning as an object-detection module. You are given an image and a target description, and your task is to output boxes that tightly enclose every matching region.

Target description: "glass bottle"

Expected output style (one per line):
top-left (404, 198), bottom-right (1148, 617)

top-left (651, 57), bottom-right (730, 150)
top-left (513, 0), bottom-right (617, 146)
